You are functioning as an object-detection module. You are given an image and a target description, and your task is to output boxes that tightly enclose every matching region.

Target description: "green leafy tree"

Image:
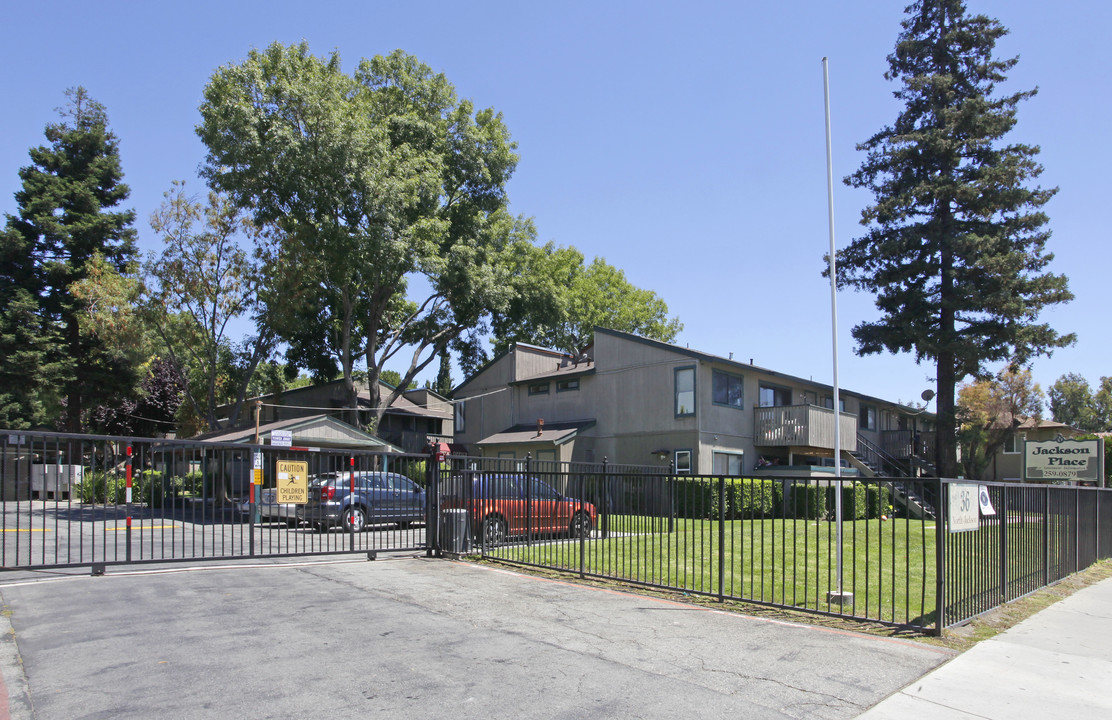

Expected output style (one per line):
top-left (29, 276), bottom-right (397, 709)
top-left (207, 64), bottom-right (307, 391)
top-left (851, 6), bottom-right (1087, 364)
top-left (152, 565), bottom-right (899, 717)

top-left (838, 1), bottom-right (1073, 477)
top-left (1049, 373), bottom-right (1097, 431)
top-left (0, 87), bottom-right (139, 432)
top-left (491, 242), bottom-right (682, 358)
top-left (1049, 373), bottom-right (1112, 432)
top-left (957, 366), bottom-right (1043, 479)
top-left (145, 181), bottom-right (275, 431)
top-left (197, 43), bottom-right (522, 429)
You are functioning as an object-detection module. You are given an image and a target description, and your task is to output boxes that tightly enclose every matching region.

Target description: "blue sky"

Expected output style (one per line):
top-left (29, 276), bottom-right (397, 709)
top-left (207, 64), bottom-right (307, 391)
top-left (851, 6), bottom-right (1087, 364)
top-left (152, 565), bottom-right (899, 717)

top-left (2, 1), bottom-right (1106, 409)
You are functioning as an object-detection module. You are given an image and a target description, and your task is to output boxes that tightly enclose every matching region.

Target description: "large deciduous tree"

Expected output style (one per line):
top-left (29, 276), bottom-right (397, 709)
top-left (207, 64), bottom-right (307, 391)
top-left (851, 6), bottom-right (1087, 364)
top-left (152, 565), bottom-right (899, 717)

top-left (838, 1), bottom-right (1073, 477)
top-left (1049, 373), bottom-right (1112, 432)
top-left (146, 181), bottom-right (274, 431)
top-left (197, 43), bottom-right (522, 429)
top-left (0, 87), bottom-right (139, 432)
top-left (491, 242), bottom-right (682, 360)
top-left (956, 366), bottom-right (1043, 480)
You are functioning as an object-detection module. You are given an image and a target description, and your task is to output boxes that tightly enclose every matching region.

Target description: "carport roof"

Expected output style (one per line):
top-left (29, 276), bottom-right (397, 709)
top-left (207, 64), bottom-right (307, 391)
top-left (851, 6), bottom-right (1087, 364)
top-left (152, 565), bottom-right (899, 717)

top-left (194, 414), bottom-right (404, 452)
top-left (475, 420), bottom-right (596, 448)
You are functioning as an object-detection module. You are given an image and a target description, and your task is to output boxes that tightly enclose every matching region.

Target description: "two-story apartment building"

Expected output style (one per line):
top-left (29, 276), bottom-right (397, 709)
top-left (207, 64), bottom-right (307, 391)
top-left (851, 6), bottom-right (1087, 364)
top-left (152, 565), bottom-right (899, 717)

top-left (453, 328), bottom-right (933, 476)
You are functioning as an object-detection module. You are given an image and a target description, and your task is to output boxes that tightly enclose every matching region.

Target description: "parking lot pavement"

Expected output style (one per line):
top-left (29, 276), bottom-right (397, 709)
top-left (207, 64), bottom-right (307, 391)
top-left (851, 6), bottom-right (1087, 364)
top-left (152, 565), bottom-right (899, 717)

top-left (0, 556), bottom-right (953, 719)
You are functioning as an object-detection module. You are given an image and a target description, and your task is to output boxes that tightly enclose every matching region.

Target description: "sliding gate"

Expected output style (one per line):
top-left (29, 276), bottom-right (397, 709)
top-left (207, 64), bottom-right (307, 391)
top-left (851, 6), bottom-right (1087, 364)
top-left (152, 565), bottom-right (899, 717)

top-left (0, 431), bottom-right (432, 571)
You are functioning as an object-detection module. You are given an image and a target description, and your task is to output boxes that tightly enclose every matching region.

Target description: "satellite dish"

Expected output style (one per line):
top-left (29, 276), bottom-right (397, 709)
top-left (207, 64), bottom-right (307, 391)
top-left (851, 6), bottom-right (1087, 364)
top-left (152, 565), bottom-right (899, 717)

top-left (921, 389), bottom-right (936, 402)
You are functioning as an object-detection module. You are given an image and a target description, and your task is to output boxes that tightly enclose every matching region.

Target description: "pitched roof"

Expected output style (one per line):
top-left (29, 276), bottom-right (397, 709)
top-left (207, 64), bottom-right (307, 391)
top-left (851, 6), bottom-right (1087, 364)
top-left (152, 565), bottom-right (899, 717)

top-left (194, 414), bottom-right (404, 452)
top-left (475, 420), bottom-right (596, 447)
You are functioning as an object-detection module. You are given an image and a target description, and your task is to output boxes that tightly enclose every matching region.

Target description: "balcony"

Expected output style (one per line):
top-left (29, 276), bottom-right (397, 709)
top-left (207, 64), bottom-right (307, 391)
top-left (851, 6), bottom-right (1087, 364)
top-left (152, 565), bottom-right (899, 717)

top-left (879, 430), bottom-right (935, 460)
top-left (754, 405), bottom-right (857, 452)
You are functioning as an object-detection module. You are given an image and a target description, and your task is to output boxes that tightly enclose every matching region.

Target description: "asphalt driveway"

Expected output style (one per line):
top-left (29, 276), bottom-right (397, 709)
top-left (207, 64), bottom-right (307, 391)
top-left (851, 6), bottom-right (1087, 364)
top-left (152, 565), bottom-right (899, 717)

top-left (0, 555), bottom-right (953, 719)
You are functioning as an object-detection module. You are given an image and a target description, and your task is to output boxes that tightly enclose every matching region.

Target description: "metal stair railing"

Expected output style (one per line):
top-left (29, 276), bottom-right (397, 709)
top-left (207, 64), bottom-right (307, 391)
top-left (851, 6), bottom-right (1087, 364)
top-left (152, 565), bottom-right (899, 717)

top-left (855, 433), bottom-right (937, 519)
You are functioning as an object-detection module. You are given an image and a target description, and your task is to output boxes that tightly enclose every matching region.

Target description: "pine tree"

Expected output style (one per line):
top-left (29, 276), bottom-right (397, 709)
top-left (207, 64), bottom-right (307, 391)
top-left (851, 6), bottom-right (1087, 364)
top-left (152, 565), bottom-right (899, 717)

top-left (1, 87), bottom-right (138, 431)
top-left (840, 1), bottom-right (1073, 477)
top-left (434, 352), bottom-right (453, 397)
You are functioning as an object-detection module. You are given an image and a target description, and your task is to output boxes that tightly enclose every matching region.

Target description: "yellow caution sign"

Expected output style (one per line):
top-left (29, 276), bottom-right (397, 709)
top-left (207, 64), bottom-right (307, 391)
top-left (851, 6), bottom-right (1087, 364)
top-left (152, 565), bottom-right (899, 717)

top-left (253, 468), bottom-right (263, 486)
top-left (276, 460), bottom-right (308, 504)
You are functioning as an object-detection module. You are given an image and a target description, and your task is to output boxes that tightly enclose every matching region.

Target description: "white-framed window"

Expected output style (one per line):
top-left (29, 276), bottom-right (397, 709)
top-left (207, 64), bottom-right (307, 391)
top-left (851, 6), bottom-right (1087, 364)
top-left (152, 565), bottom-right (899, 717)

top-left (712, 370), bottom-right (744, 409)
top-left (674, 449), bottom-right (692, 474)
top-left (528, 382), bottom-right (549, 395)
top-left (1004, 432), bottom-right (1026, 454)
top-left (454, 400), bottom-right (466, 434)
top-left (675, 366), bottom-right (696, 417)
top-left (713, 451), bottom-right (743, 476)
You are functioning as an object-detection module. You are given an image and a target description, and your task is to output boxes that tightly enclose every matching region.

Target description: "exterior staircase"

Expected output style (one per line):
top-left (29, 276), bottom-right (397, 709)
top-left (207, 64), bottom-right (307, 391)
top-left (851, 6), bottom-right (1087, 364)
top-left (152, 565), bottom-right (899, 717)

top-left (845, 434), bottom-right (937, 520)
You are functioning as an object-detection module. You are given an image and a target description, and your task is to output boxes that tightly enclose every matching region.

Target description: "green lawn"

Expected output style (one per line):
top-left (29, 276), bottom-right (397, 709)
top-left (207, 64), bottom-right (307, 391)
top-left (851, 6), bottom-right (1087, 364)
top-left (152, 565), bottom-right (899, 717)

top-left (486, 515), bottom-right (939, 627)
top-left (484, 512), bottom-right (1071, 631)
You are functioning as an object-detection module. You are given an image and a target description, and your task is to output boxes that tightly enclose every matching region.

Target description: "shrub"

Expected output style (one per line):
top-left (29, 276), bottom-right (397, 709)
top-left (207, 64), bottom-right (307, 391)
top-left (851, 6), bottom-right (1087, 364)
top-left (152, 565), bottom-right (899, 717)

top-left (865, 484), bottom-right (891, 519)
top-left (672, 478), bottom-right (714, 518)
top-left (789, 483), bottom-right (826, 519)
top-left (736, 478), bottom-right (780, 517)
top-left (826, 482), bottom-right (868, 520)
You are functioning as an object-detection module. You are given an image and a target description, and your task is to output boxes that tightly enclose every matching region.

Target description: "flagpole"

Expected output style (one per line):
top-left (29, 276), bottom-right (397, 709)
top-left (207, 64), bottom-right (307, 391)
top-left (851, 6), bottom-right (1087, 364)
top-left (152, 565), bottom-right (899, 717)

top-left (823, 56), bottom-right (850, 605)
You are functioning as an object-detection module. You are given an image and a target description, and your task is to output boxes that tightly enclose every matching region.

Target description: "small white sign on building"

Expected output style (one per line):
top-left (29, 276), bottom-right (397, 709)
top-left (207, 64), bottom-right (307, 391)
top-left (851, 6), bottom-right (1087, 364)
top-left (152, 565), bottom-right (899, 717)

top-left (948, 483), bottom-right (980, 533)
top-left (270, 430), bottom-right (293, 448)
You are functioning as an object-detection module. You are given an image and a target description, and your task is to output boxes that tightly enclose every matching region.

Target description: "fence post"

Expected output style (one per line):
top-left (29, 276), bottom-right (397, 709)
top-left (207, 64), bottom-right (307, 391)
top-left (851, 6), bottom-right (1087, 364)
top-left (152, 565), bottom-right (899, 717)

top-left (1044, 485), bottom-right (1051, 587)
top-left (349, 455), bottom-right (356, 553)
top-left (935, 477), bottom-right (946, 636)
top-left (601, 457), bottom-right (609, 540)
top-left (668, 461), bottom-right (675, 533)
top-left (525, 453), bottom-right (533, 547)
top-left (579, 474), bottom-right (586, 579)
top-left (125, 445), bottom-right (133, 564)
top-left (718, 475), bottom-right (725, 603)
top-left (426, 454), bottom-right (437, 558)
top-left (999, 486), bottom-right (1008, 604)
top-left (1075, 486), bottom-right (1081, 573)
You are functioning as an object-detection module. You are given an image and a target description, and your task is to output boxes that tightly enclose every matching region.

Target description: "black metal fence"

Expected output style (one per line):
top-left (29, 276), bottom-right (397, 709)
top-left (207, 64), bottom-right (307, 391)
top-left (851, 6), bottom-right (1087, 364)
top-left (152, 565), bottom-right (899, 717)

top-left (6, 430), bottom-right (1108, 634)
top-left (441, 458), bottom-right (1111, 633)
top-left (941, 482), bottom-right (1112, 627)
top-left (0, 430), bottom-right (434, 570)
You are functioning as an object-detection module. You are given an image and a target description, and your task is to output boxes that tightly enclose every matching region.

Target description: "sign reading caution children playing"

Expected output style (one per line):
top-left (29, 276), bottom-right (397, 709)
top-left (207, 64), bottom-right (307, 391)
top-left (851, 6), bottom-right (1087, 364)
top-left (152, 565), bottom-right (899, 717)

top-left (276, 460), bottom-right (308, 504)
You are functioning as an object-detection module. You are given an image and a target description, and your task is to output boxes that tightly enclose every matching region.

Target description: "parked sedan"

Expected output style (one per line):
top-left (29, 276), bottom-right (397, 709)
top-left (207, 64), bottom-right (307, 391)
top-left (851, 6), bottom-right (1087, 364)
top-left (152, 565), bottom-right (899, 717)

top-left (237, 487), bottom-right (300, 527)
top-left (297, 471), bottom-right (426, 532)
top-left (442, 474), bottom-right (596, 546)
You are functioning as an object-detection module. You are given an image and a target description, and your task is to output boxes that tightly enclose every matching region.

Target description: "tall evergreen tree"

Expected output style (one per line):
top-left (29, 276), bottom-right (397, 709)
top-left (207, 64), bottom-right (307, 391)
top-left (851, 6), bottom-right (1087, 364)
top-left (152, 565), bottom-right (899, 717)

top-left (839, 1), bottom-right (1073, 477)
top-left (1, 88), bottom-right (138, 432)
top-left (433, 352), bottom-right (453, 397)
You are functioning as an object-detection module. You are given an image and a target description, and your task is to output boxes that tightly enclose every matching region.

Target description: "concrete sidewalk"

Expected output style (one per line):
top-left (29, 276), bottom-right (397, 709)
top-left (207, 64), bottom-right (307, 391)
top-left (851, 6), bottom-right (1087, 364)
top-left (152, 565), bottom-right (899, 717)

top-left (858, 576), bottom-right (1112, 719)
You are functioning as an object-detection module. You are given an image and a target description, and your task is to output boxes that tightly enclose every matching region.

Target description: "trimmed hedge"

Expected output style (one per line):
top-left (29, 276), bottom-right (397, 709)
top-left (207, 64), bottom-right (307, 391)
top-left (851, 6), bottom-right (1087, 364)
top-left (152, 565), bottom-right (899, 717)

top-left (659, 478), bottom-right (893, 521)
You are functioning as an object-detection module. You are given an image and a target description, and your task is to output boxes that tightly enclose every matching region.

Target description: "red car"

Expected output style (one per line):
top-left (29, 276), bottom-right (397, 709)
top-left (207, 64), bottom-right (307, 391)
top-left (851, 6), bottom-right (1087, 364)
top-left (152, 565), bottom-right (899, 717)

top-left (443, 474), bottom-right (596, 546)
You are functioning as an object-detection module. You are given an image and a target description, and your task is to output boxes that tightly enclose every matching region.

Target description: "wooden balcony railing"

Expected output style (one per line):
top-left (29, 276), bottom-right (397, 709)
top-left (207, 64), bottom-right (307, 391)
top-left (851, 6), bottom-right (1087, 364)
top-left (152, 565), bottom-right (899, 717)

top-left (754, 404), bottom-right (857, 452)
top-left (880, 429), bottom-right (935, 460)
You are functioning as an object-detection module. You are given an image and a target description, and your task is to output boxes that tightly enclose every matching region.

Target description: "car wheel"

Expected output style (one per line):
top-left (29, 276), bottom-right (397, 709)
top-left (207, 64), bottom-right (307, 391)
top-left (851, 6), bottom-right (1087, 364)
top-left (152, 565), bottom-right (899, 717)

top-left (398, 520), bottom-right (412, 529)
top-left (570, 511), bottom-right (592, 538)
top-left (343, 507), bottom-right (367, 533)
top-left (482, 516), bottom-right (507, 547)
top-left (285, 518), bottom-right (300, 528)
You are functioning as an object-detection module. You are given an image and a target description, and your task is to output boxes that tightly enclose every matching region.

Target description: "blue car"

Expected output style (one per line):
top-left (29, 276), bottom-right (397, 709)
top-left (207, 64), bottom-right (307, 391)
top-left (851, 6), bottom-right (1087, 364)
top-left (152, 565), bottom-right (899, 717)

top-left (297, 471), bottom-right (426, 532)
